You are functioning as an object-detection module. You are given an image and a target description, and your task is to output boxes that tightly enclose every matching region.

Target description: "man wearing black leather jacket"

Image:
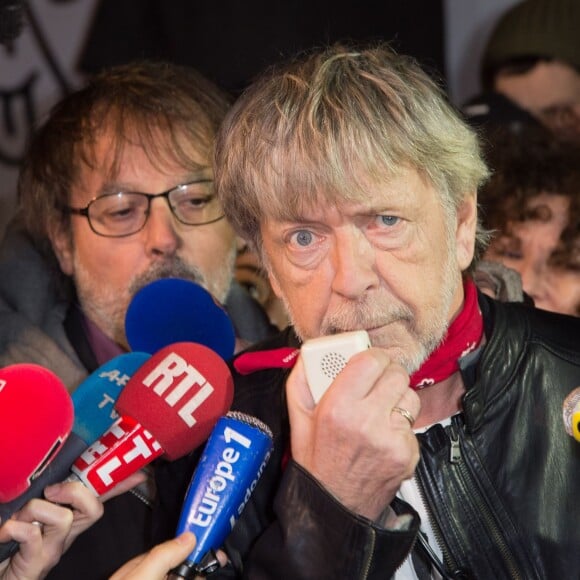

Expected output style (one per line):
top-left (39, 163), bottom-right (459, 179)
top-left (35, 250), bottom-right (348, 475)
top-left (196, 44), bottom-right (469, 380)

top-left (153, 43), bottom-right (580, 579)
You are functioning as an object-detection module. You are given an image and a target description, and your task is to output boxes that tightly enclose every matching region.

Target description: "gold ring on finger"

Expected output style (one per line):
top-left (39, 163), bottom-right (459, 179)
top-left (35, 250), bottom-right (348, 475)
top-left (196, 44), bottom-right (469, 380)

top-left (391, 406), bottom-right (415, 427)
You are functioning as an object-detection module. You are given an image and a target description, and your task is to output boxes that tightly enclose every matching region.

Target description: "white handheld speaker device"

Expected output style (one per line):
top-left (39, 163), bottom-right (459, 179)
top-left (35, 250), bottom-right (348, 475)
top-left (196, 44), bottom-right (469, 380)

top-left (301, 330), bottom-right (371, 403)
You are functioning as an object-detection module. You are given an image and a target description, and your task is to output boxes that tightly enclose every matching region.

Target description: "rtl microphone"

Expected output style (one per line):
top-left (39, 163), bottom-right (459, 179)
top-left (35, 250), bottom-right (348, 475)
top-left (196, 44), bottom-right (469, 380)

top-left (563, 387), bottom-right (580, 442)
top-left (70, 342), bottom-right (234, 495)
top-left (170, 411), bottom-right (273, 578)
top-left (125, 278), bottom-right (236, 361)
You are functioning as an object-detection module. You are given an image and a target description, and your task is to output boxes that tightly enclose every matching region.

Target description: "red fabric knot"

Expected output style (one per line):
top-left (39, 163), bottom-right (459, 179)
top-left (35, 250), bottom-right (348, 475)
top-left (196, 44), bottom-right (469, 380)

top-left (233, 279), bottom-right (483, 392)
top-left (409, 278), bottom-right (482, 390)
top-left (233, 347), bottom-right (300, 375)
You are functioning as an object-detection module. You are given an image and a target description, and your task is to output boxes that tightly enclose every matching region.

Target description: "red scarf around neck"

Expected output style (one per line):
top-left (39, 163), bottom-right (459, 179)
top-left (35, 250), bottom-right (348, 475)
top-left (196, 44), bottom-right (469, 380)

top-left (408, 279), bottom-right (482, 389)
top-left (234, 279), bottom-right (483, 390)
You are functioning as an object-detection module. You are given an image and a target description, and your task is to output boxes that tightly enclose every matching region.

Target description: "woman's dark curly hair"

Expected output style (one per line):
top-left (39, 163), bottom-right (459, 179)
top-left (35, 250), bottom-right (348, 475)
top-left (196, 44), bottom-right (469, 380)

top-left (479, 124), bottom-right (580, 272)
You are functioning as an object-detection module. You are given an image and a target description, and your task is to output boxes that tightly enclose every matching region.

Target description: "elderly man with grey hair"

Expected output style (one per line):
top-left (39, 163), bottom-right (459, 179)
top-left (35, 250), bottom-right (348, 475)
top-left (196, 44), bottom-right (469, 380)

top-left (154, 43), bottom-right (580, 579)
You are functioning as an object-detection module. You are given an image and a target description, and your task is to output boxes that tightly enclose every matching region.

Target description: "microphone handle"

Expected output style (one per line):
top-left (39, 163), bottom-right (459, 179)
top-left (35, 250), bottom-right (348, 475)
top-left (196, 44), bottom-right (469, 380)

top-left (0, 433), bottom-right (87, 563)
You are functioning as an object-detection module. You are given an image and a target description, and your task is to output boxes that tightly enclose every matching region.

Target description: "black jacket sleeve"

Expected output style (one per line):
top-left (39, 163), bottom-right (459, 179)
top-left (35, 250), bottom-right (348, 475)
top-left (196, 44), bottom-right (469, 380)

top-left (220, 460), bottom-right (419, 580)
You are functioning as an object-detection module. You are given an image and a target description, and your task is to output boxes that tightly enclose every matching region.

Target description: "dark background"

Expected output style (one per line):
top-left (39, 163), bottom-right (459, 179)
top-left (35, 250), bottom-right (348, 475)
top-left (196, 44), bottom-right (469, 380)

top-left (1, 0), bottom-right (465, 238)
top-left (78, 0), bottom-right (445, 96)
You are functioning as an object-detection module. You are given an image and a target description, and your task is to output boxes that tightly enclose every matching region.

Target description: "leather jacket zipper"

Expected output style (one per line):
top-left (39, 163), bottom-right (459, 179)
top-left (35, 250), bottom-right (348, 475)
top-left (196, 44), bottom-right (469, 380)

top-left (129, 482), bottom-right (154, 508)
top-left (415, 464), bottom-right (459, 575)
top-left (360, 527), bottom-right (376, 580)
top-left (447, 422), bottom-right (523, 579)
top-left (415, 420), bottom-right (529, 579)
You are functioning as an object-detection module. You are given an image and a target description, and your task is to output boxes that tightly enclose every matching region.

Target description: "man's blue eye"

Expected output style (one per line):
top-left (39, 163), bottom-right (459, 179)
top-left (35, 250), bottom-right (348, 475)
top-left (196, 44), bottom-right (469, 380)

top-left (380, 215), bottom-right (399, 226)
top-left (295, 231), bottom-right (313, 246)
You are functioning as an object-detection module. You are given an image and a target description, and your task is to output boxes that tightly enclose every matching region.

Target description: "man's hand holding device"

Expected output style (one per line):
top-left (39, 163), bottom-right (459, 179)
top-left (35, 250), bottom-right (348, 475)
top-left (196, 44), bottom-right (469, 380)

top-left (286, 330), bottom-right (420, 520)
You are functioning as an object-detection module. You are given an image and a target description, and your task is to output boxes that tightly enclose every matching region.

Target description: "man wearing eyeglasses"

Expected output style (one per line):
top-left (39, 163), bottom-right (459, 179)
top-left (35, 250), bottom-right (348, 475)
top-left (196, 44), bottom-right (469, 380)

top-left (0, 61), bottom-right (276, 579)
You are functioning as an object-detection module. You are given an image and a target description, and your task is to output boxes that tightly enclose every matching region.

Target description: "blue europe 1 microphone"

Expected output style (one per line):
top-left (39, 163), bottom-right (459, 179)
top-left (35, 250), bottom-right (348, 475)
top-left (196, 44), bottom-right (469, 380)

top-left (169, 411), bottom-right (273, 578)
top-left (125, 278), bottom-right (236, 361)
top-left (0, 352), bottom-right (151, 562)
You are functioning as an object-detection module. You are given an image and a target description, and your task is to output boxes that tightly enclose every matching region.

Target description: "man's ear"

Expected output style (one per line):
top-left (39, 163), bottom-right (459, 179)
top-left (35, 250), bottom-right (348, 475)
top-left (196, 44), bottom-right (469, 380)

top-left (48, 222), bottom-right (74, 275)
top-left (456, 192), bottom-right (478, 270)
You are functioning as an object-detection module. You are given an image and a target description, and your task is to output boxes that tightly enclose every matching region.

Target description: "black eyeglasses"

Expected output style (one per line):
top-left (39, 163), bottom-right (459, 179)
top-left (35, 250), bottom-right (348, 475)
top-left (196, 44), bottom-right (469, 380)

top-left (60, 180), bottom-right (225, 238)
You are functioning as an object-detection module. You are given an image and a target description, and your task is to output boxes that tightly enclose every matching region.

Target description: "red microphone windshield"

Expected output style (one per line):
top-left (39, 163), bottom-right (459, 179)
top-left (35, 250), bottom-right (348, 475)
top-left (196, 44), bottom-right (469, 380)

top-left (115, 342), bottom-right (234, 460)
top-left (0, 364), bottom-right (73, 502)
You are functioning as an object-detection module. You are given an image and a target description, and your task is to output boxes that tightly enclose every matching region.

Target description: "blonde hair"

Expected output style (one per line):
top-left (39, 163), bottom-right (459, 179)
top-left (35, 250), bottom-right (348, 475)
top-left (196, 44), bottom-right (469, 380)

top-left (215, 43), bottom-right (490, 263)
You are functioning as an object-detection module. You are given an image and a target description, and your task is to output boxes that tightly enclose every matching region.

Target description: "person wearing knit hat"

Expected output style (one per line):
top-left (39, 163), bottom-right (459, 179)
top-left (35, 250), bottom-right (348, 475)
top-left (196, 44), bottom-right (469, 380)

top-left (477, 0), bottom-right (580, 141)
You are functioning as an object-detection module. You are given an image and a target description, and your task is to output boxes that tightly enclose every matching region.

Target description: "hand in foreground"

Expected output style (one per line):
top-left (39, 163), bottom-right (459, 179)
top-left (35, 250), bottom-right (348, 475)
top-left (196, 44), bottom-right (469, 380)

top-left (0, 481), bottom-right (103, 580)
top-left (0, 470), bottom-right (146, 580)
top-left (109, 532), bottom-right (197, 580)
top-left (110, 536), bottom-right (231, 580)
top-left (286, 349), bottom-right (421, 521)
